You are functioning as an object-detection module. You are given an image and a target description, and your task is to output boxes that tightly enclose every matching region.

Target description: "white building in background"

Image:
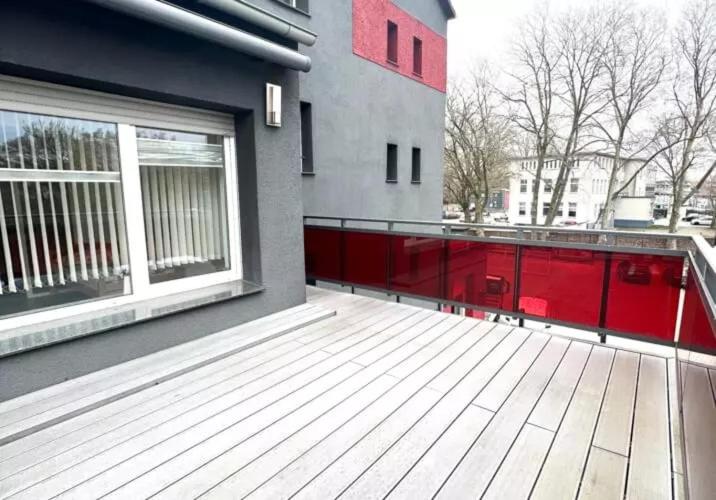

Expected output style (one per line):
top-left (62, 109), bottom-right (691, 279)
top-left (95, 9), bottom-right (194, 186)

top-left (507, 153), bottom-right (656, 226)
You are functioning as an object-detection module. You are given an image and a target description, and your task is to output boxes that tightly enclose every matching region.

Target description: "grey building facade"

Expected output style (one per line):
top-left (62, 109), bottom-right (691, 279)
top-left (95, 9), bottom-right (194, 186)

top-left (0, 0), bottom-right (452, 400)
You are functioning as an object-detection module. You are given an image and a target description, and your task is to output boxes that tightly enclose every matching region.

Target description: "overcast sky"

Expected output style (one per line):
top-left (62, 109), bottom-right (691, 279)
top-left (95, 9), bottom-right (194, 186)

top-left (446, 0), bottom-right (689, 82)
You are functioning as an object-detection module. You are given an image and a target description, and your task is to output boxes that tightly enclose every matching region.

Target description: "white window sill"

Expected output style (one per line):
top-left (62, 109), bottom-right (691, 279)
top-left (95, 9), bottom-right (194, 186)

top-left (0, 279), bottom-right (263, 358)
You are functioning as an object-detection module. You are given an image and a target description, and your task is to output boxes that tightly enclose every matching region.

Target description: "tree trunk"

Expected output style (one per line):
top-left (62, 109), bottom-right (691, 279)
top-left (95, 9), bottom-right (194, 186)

top-left (530, 155), bottom-right (545, 225)
top-left (668, 177), bottom-right (685, 233)
top-left (601, 146), bottom-right (622, 228)
top-left (460, 202), bottom-right (471, 223)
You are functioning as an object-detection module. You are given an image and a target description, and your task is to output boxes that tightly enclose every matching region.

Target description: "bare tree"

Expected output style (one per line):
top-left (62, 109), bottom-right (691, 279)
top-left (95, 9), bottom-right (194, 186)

top-left (502, 8), bottom-right (560, 224)
top-left (595, 5), bottom-right (668, 227)
top-left (543, 5), bottom-right (611, 226)
top-left (660, 0), bottom-right (716, 232)
top-left (444, 68), bottom-right (513, 223)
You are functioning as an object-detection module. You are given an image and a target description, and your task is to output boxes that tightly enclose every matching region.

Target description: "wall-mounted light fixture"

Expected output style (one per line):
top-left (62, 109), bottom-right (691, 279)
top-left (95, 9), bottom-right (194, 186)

top-left (266, 83), bottom-right (282, 127)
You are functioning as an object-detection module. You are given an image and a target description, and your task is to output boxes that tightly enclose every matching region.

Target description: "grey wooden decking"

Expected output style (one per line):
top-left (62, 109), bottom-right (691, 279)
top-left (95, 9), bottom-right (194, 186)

top-left (0, 287), bottom-right (706, 499)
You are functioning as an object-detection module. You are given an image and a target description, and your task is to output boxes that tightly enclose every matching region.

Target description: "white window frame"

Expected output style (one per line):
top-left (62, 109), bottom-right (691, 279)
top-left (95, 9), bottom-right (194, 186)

top-left (0, 78), bottom-right (241, 331)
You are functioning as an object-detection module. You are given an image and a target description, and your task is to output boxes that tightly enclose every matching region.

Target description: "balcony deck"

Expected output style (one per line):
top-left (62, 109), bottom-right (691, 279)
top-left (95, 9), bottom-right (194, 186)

top-left (0, 287), bottom-right (701, 499)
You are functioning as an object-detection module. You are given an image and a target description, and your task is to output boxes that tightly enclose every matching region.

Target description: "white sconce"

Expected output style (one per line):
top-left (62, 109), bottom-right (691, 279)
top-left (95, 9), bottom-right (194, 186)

top-left (266, 83), bottom-right (282, 127)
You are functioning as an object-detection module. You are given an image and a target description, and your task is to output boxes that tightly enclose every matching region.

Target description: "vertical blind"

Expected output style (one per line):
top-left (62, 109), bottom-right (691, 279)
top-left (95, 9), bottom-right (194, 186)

top-left (0, 110), bottom-right (129, 298)
top-left (136, 128), bottom-right (229, 283)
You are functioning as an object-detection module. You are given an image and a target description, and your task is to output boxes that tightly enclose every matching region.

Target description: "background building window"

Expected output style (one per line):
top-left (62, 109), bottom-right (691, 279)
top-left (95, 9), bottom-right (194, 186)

top-left (387, 21), bottom-right (398, 64)
top-left (542, 202), bottom-right (550, 216)
top-left (386, 143), bottom-right (398, 182)
top-left (544, 179), bottom-right (553, 193)
top-left (279, 0), bottom-right (309, 12)
top-left (0, 110), bottom-right (129, 318)
top-left (518, 202), bottom-right (526, 216)
top-left (570, 177), bottom-right (579, 193)
top-left (568, 202), bottom-right (577, 218)
top-left (411, 147), bottom-right (421, 183)
top-left (520, 179), bottom-right (527, 193)
top-left (137, 128), bottom-right (230, 284)
top-left (300, 101), bottom-right (313, 174)
top-left (413, 37), bottom-right (423, 75)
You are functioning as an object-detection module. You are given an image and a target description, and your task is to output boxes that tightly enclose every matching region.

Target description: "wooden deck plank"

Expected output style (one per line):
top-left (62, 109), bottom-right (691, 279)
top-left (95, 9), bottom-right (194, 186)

top-left (225, 324), bottom-right (500, 499)
top-left (0, 301), bottom-right (401, 480)
top-left (7, 309), bottom-right (440, 499)
top-left (592, 350), bottom-right (640, 456)
top-left (667, 358), bottom-right (684, 475)
top-left (680, 362), bottom-right (716, 500)
top-left (528, 341), bottom-right (592, 431)
top-left (387, 405), bottom-right (495, 500)
top-left (436, 336), bottom-right (570, 498)
top-left (472, 331), bottom-right (550, 411)
top-left (481, 423), bottom-right (554, 500)
top-left (578, 446), bottom-right (628, 500)
top-left (109, 314), bottom-right (476, 499)
top-left (0, 304), bottom-right (335, 445)
top-left (0, 302), bottom-right (319, 416)
top-left (529, 345), bottom-right (615, 500)
top-left (288, 329), bottom-right (528, 500)
top-left (626, 355), bottom-right (671, 500)
top-left (244, 325), bottom-right (513, 500)
top-left (0, 299), bottom-right (388, 462)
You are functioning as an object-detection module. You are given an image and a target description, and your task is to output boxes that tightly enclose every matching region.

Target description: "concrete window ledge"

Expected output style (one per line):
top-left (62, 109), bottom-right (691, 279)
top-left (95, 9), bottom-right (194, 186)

top-left (0, 280), bottom-right (264, 358)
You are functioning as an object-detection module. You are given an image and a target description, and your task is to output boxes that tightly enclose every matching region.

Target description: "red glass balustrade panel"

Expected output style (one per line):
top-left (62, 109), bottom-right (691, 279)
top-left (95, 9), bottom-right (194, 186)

top-left (605, 253), bottom-right (683, 341)
top-left (679, 268), bottom-right (716, 353)
top-left (445, 240), bottom-right (516, 311)
top-left (304, 226), bottom-right (342, 281)
top-left (342, 230), bottom-right (390, 288)
top-left (389, 235), bottom-right (444, 298)
top-left (518, 246), bottom-right (606, 327)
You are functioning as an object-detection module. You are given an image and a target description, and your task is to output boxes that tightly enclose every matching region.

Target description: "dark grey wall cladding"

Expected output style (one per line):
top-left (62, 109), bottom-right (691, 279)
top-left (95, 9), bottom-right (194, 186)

top-left (0, 0), bottom-right (306, 399)
top-left (298, 0), bottom-right (447, 221)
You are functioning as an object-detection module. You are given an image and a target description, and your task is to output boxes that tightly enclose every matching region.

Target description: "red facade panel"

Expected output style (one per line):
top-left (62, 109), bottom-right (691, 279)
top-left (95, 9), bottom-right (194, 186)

top-left (518, 246), bottom-right (606, 327)
top-left (604, 253), bottom-right (682, 341)
top-left (352, 0), bottom-right (448, 92)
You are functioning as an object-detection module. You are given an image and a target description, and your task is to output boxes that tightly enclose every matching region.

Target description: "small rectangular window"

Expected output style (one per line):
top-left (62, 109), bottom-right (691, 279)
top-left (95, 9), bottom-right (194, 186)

top-left (570, 177), bottom-right (579, 193)
top-left (300, 101), bottom-right (313, 174)
top-left (520, 178), bottom-right (527, 193)
top-left (544, 179), bottom-right (553, 193)
top-left (557, 204), bottom-right (563, 217)
top-left (387, 21), bottom-right (398, 64)
top-left (413, 37), bottom-right (423, 75)
top-left (568, 202), bottom-right (577, 218)
top-left (542, 202), bottom-right (550, 216)
top-left (386, 143), bottom-right (398, 182)
top-left (518, 202), bottom-right (526, 216)
top-left (411, 147), bottom-right (421, 183)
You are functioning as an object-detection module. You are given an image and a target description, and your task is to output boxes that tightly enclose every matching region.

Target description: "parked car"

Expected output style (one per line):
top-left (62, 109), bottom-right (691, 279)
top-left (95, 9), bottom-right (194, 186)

top-left (492, 212), bottom-right (509, 223)
top-left (691, 215), bottom-right (713, 226)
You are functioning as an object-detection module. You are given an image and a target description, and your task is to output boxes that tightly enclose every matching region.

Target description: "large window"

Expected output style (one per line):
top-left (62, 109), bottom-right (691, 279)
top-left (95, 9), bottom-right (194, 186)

top-left (413, 37), bottom-right (423, 75)
top-left (411, 147), bottom-right (421, 183)
top-left (136, 128), bottom-right (230, 284)
top-left (0, 110), bottom-right (128, 317)
top-left (0, 96), bottom-right (239, 322)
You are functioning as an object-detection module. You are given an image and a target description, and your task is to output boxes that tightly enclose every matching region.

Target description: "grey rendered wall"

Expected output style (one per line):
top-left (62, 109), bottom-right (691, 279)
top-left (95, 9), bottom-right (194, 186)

top-left (0, 0), bottom-right (306, 399)
top-left (299, 0), bottom-right (448, 221)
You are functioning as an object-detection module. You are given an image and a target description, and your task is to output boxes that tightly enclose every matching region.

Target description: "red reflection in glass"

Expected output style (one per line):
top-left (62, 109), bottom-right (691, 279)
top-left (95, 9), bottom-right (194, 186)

top-left (389, 235), bottom-right (443, 298)
top-left (605, 254), bottom-right (683, 341)
top-left (679, 269), bottom-right (716, 353)
top-left (343, 230), bottom-right (389, 288)
top-left (518, 246), bottom-right (606, 327)
top-left (304, 226), bottom-right (342, 281)
top-left (446, 241), bottom-right (516, 311)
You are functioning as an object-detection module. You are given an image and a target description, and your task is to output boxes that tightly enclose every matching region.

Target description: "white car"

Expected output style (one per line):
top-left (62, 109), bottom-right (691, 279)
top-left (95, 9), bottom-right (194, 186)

top-left (691, 215), bottom-right (713, 226)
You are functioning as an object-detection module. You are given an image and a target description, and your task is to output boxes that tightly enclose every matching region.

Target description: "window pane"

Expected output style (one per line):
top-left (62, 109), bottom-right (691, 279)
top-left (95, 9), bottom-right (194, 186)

top-left (136, 128), bottom-right (229, 284)
top-left (0, 110), bottom-right (129, 318)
